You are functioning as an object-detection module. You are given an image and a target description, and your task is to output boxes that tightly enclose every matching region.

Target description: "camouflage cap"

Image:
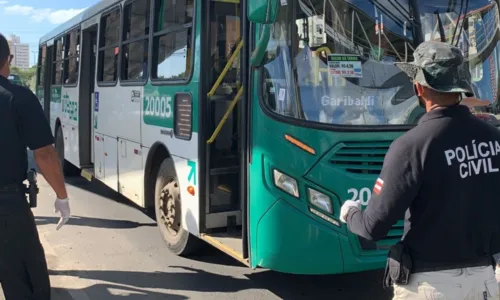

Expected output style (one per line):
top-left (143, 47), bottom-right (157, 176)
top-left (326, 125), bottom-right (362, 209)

top-left (394, 41), bottom-right (474, 97)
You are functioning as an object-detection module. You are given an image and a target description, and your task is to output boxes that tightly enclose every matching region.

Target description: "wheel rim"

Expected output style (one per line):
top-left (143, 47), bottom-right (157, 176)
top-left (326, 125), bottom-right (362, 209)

top-left (158, 180), bottom-right (181, 237)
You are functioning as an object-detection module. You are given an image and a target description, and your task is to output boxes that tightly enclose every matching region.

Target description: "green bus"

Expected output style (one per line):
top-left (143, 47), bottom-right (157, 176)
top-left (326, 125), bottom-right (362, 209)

top-left (35, 0), bottom-right (500, 274)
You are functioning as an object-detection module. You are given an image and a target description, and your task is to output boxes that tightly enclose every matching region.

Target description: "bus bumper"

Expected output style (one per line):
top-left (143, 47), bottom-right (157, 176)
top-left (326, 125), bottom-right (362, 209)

top-left (253, 198), bottom-right (386, 275)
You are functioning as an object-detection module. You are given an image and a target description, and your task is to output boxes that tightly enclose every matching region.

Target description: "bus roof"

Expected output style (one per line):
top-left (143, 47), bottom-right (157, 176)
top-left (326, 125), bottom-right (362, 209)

top-left (39, 0), bottom-right (121, 44)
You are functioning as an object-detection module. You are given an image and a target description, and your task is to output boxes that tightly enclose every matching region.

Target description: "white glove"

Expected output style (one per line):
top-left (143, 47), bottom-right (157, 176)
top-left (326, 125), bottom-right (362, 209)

top-left (54, 198), bottom-right (71, 230)
top-left (340, 200), bottom-right (361, 223)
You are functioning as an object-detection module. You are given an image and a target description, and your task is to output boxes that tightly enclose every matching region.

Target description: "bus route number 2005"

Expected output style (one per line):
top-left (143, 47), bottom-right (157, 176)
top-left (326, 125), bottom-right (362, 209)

top-left (144, 96), bottom-right (172, 118)
top-left (347, 188), bottom-right (372, 206)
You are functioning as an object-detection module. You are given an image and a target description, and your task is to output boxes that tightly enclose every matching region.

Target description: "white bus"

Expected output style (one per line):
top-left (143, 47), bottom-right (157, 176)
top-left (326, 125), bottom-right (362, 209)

top-left (36, 0), bottom-right (209, 257)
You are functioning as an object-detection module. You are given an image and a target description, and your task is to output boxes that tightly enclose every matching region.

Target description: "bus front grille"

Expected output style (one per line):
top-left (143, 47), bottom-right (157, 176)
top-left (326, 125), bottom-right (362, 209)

top-left (358, 220), bottom-right (405, 251)
top-left (328, 140), bottom-right (402, 250)
top-left (328, 141), bottom-right (391, 174)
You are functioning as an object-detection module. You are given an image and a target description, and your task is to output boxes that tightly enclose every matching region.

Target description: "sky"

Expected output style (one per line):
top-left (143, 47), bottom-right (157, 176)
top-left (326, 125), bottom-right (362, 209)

top-left (0, 0), bottom-right (99, 66)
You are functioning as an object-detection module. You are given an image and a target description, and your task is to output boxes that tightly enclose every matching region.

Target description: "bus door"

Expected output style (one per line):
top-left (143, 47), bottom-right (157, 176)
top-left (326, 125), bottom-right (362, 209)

top-left (43, 45), bottom-right (53, 121)
top-left (200, 0), bottom-right (249, 262)
top-left (78, 25), bottom-right (98, 168)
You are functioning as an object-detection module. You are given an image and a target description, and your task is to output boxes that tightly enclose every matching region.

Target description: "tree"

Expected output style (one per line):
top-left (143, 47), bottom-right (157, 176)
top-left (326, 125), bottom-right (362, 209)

top-left (10, 66), bottom-right (37, 90)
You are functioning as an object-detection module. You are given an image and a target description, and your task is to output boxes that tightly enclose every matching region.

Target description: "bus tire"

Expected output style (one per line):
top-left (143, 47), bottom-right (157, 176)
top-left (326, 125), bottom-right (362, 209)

top-left (55, 126), bottom-right (79, 176)
top-left (154, 157), bottom-right (202, 256)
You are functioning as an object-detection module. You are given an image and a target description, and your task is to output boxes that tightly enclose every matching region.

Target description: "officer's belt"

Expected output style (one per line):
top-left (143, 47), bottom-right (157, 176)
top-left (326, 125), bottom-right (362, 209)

top-left (0, 183), bottom-right (26, 193)
top-left (412, 256), bottom-right (494, 273)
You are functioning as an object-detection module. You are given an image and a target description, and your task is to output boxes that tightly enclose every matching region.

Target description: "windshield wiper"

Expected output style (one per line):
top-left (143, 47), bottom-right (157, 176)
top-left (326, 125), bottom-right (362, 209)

top-left (408, 0), bottom-right (424, 44)
top-left (453, 0), bottom-right (469, 46)
top-left (450, 0), bottom-right (470, 46)
top-left (436, 12), bottom-right (447, 42)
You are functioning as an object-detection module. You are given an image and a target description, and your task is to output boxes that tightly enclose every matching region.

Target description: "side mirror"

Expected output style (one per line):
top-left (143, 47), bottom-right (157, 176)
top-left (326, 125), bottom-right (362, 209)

top-left (248, 0), bottom-right (279, 24)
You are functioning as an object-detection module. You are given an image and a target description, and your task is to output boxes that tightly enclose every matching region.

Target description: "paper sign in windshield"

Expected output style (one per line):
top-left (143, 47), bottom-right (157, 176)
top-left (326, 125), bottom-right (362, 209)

top-left (327, 54), bottom-right (362, 78)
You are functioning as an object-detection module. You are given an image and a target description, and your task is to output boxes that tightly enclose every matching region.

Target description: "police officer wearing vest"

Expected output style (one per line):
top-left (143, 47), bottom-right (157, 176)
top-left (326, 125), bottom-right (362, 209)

top-left (0, 33), bottom-right (71, 299)
top-left (339, 40), bottom-right (500, 299)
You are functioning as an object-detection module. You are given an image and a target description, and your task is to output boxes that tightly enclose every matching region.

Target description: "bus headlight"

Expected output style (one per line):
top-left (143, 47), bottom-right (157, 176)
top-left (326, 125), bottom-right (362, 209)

top-left (308, 188), bottom-right (333, 214)
top-left (273, 169), bottom-right (299, 197)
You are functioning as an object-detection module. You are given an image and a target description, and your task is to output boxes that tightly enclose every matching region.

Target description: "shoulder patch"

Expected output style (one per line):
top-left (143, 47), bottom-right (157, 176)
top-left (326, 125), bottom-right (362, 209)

top-left (373, 177), bottom-right (384, 195)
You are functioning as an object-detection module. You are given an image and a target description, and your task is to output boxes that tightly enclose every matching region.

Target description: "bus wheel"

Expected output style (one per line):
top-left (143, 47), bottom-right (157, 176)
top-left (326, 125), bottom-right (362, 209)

top-left (55, 126), bottom-right (79, 176)
top-left (154, 158), bottom-right (201, 256)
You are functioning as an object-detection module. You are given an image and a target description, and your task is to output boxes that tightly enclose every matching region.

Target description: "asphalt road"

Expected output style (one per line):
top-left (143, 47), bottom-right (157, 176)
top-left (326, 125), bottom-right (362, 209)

top-left (3, 152), bottom-right (392, 300)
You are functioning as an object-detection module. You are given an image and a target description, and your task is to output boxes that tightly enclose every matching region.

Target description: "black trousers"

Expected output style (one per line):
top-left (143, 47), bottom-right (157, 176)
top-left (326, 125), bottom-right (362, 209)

top-left (0, 192), bottom-right (50, 300)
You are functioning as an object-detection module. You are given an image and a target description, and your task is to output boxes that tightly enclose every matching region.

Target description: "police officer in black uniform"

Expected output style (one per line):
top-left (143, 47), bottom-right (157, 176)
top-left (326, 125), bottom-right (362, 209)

top-left (339, 41), bottom-right (500, 299)
top-left (0, 33), bottom-right (71, 299)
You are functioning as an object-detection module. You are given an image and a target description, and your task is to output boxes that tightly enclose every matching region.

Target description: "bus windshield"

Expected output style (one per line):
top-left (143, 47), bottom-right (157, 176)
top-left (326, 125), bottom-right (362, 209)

top-left (260, 0), bottom-right (499, 126)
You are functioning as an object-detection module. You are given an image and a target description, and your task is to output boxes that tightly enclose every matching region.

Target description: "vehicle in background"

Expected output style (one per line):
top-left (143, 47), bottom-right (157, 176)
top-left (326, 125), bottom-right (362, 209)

top-left (8, 73), bottom-right (23, 86)
top-left (35, 0), bottom-right (500, 274)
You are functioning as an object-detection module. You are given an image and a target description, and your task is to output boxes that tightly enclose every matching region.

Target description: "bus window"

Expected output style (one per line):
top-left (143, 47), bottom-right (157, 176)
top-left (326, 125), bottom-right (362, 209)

top-left (260, 0), bottom-right (497, 126)
top-left (419, 0), bottom-right (492, 44)
top-left (151, 0), bottom-right (194, 81)
top-left (97, 9), bottom-right (120, 83)
top-left (466, 5), bottom-right (500, 103)
top-left (261, 0), bottom-right (416, 124)
top-left (52, 37), bottom-right (64, 85)
top-left (121, 0), bottom-right (150, 82)
top-left (208, 0), bottom-right (241, 95)
top-left (64, 29), bottom-right (80, 85)
top-left (37, 45), bottom-right (46, 88)
top-left (207, 0), bottom-right (242, 159)
top-left (420, 0), bottom-right (500, 105)
top-left (419, 0), bottom-right (496, 85)
top-left (468, 12), bottom-right (485, 83)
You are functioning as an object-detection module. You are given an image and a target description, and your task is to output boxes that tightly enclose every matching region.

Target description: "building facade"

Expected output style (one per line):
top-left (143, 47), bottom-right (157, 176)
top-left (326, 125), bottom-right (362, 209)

top-left (8, 34), bottom-right (30, 70)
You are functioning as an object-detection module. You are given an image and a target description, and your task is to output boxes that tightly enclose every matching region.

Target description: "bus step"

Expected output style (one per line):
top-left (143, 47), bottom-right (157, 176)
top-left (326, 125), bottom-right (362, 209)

top-left (200, 231), bottom-right (247, 266)
top-left (210, 166), bottom-right (239, 176)
top-left (81, 168), bottom-right (94, 182)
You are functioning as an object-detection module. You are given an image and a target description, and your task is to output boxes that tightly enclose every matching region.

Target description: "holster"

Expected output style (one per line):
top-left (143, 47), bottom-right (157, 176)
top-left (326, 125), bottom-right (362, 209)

top-left (383, 242), bottom-right (413, 290)
top-left (26, 169), bottom-right (38, 208)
